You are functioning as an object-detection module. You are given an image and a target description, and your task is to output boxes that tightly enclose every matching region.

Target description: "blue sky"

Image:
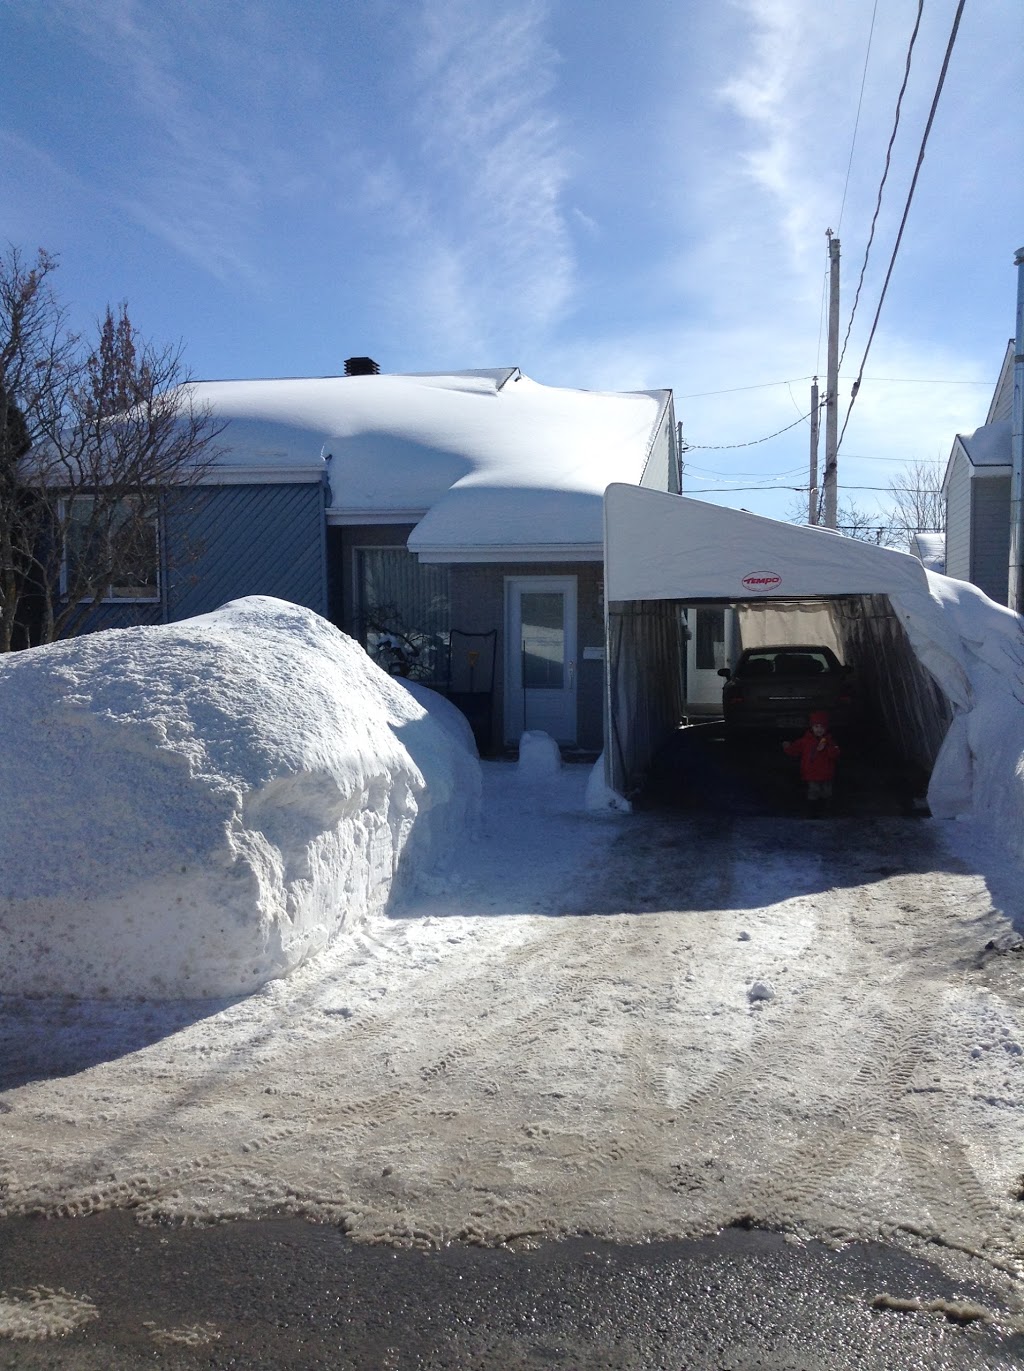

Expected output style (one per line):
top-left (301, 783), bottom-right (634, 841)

top-left (2, 0), bottom-right (1021, 523)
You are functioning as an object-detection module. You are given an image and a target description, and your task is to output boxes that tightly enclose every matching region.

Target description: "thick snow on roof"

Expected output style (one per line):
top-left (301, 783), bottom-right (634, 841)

top-left (189, 371), bottom-right (669, 553)
top-left (958, 418), bottom-right (1012, 468)
top-left (0, 598), bottom-right (480, 998)
top-left (911, 531), bottom-right (946, 572)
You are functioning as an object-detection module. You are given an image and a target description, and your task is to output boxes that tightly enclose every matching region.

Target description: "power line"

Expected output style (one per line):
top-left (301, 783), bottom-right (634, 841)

top-left (680, 411), bottom-right (812, 453)
top-left (685, 482), bottom-right (941, 495)
top-left (684, 462), bottom-right (808, 478)
top-left (838, 0), bottom-right (924, 373)
top-left (685, 488), bottom-right (811, 499)
top-left (837, 0), bottom-right (881, 232)
top-left (837, 0), bottom-right (968, 453)
top-left (677, 374), bottom-right (987, 401)
top-left (678, 377), bottom-right (812, 399)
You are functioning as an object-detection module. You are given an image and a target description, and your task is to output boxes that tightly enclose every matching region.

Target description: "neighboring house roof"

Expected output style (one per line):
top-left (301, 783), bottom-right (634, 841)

top-left (941, 341), bottom-right (1015, 494)
top-left (187, 369), bottom-right (673, 561)
top-left (958, 419), bottom-right (1012, 471)
top-left (912, 532), bottom-right (946, 573)
top-left (986, 340), bottom-right (1015, 424)
top-left (943, 419), bottom-right (1013, 494)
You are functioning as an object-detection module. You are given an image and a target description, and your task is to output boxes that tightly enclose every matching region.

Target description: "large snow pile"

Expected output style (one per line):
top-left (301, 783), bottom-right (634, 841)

top-left (889, 573), bottom-right (1024, 859)
top-left (0, 597), bottom-right (481, 999)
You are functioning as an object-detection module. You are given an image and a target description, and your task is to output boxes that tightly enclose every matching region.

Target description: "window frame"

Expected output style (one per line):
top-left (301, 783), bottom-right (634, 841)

top-left (352, 542), bottom-right (451, 684)
top-left (60, 493), bottom-right (162, 605)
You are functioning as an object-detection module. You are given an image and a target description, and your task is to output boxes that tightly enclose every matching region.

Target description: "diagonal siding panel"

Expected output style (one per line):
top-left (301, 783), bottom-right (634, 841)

top-left (166, 484), bottom-right (327, 622)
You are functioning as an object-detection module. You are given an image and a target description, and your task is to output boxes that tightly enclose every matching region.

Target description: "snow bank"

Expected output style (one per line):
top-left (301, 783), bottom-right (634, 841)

top-left (516, 729), bottom-right (562, 779)
top-left (890, 573), bottom-right (1024, 859)
top-left (0, 597), bottom-right (481, 999)
top-left (585, 751), bottom-right (633, 812)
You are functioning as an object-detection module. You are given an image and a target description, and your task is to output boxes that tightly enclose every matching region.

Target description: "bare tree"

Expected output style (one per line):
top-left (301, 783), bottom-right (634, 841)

top-left (786, 492), bottom-right (899, 546)
top-left (1, 246), bottom-right (223, 650)
top-left (832, 499), bottom-right (902, 547)
top-left (885, 460), bottom-right (945, 550)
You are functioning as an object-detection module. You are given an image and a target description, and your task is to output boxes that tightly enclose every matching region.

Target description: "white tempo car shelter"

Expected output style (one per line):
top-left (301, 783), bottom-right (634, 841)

top-left (601, 485), bottom-right (955, 800)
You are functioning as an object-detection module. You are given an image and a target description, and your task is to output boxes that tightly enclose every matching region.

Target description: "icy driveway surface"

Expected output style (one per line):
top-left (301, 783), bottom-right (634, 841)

top-left (1, 762), bottom-right (1022, 1297)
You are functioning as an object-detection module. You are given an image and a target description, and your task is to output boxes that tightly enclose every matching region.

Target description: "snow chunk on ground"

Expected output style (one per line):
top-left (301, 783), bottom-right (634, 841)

top-left (516, 730), bottom-right (562, 779)
top-left (0, 597), bottom-right (480, 999)
top-left (586, 751), bottom-right (633, 812)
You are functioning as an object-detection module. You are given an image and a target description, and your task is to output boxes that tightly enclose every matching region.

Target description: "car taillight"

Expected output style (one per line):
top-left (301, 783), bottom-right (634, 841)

top-left (725, 688), bottom-right (743, 704)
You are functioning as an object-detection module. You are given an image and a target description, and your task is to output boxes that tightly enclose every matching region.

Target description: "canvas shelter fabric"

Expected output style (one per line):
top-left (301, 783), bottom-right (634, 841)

top-left (601, 484), bottom-right (1024, 846)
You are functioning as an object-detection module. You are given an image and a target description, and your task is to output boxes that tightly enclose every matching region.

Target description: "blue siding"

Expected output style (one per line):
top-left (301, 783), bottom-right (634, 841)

top-left (60, 602), bottom-right (164, 637)
top-left (166, 483), bottom-right (327, 621)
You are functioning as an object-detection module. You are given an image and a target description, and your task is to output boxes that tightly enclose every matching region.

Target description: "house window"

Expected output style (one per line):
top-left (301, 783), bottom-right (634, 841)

top-left (356, 547), bottom-right (450, 683)
top-left (63, 495), bottom-right (160, 602)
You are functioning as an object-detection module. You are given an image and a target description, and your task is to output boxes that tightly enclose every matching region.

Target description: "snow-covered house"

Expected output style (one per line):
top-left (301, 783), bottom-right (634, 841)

top-left (942, 340), bottom-right (1014, 604)
top-left (78, 366), bottom-right (679, 755)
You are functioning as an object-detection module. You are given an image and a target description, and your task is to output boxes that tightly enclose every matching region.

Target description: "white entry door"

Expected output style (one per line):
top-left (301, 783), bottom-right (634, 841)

top-left (505, 576), bottom-right (578, 745)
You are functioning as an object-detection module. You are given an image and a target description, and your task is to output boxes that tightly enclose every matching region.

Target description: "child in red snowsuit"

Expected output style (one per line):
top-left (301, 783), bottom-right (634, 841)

top-left (783, 710), bottom-right (840, 816)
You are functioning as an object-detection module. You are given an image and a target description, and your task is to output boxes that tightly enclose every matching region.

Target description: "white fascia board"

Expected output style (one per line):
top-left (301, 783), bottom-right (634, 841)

top-left (327, 508), bottom-right (429, 526)
top-left (969, 463), bottom-right (1012, 479)
top-left (414, 543), bottom-right (603, 564)
top-left (199, 465), bottom-right (326, 485)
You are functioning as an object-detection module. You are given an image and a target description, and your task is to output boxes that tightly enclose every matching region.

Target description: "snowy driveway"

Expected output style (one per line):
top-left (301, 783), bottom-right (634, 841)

top-left (2, 762), bottom-right (1023, 1302)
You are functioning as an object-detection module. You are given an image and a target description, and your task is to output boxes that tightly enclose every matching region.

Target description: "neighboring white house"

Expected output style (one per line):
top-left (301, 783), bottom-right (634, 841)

top-left (942, 339), bottom-right (1014, 604)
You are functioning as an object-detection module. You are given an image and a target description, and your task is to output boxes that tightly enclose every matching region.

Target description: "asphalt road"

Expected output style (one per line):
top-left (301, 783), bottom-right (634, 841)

top-left (2, 1209), bottom-right (1023, 1369)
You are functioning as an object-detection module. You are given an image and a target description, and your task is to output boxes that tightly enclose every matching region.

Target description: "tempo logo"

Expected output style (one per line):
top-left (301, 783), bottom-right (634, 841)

top-left (741, 571), bottom-right (782, 592)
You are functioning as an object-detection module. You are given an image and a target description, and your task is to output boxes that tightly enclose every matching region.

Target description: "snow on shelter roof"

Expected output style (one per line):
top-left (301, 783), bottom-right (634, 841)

top-left (603, 484), bottom-right (931, 602)
top-left (188, 370), bottom-right (671, 558)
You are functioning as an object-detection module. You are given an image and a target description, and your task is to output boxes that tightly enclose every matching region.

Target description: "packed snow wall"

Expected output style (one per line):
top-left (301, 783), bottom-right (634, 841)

top-left (0, 597), bottom-right (481, 999)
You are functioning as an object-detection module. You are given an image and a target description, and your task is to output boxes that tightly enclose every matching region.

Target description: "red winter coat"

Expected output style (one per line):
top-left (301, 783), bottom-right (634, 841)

top-left (783, 730), bottom-right (840, 782)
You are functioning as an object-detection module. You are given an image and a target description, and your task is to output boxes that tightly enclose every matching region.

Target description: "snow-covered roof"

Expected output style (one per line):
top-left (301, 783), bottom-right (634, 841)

top-left (188, 370), bottom-right (672, 560)
top-left (985, 339), bottom-right (1015, 424)
top-left (956, 419), bottom-right (1012, 471)
top-left (911, 532), bottom-right (946, 573)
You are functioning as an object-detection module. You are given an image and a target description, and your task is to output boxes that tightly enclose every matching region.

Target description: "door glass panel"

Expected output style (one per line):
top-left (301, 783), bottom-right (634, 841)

top-left (521, 591), bottom-right (564, 688)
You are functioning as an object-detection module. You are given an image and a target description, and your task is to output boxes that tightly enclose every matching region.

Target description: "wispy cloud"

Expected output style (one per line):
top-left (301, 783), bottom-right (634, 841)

top-left (45, 0), bottom-right (293, 286)
top-left (363, 0), bottom-right (576, 359)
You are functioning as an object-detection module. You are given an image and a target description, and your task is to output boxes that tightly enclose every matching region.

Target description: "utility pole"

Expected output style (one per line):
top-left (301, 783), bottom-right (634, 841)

top-left (1008, 245), bottom-right (1024, 613)
top-left (808, 376), bottom-right (820, 523)
top-left (823, 232), bottom-right (841, 529)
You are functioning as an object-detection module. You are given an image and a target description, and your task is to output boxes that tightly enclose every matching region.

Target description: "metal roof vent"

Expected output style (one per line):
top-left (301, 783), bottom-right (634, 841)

top-left (344, 356), bottom-right (380, 376)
